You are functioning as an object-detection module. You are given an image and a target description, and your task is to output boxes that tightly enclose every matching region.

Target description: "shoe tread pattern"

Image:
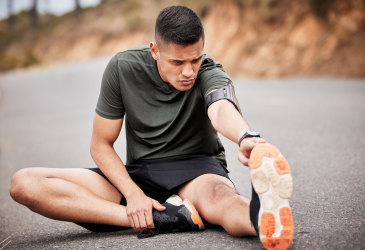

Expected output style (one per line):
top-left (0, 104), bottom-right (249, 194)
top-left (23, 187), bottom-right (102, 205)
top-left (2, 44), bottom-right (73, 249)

top-left (249, 143), bottom-right (294, 250)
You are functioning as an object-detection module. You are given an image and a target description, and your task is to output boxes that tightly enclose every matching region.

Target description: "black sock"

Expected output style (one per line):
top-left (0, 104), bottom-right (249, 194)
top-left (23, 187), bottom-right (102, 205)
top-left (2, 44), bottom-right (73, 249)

top-left (249, 185), bottom-right (260, 236)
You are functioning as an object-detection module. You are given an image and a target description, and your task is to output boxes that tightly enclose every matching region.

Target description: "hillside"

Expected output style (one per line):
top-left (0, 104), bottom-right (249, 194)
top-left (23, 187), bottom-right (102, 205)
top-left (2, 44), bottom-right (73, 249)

top-left (1, 0), bottom-right (364, 78)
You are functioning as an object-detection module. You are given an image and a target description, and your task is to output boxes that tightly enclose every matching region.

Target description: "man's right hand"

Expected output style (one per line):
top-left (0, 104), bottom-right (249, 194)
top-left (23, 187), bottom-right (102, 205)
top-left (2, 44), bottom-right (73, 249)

top-left (125, 191), bottom-right (166, 231)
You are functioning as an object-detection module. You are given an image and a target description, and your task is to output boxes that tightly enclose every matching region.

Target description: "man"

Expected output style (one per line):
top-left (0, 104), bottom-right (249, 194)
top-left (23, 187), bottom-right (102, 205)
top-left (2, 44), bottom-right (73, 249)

top-left (9, 6), bottom-right (293, 250)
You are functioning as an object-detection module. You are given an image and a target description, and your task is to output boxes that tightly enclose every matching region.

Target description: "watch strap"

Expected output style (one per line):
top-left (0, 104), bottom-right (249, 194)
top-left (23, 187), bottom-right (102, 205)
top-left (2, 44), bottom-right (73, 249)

top-left (238, 131), bottom-right (260, 147)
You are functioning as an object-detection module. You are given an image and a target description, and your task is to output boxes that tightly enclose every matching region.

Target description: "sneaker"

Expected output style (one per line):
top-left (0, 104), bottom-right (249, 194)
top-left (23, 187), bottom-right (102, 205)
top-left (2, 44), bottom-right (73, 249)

top-left (137, 195), bottom-right (205, 238)
top-left (249, 143), bottom-right (294, 250)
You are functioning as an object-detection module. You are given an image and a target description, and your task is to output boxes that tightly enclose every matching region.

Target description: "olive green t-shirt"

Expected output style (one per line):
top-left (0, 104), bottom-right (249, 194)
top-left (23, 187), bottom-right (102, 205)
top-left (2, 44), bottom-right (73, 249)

top-left (96, 45), bottom-right (234, 167)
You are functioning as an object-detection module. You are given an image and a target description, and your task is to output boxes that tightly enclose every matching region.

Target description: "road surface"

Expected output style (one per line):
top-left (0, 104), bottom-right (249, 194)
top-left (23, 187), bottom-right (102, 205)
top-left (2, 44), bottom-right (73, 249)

top-left (0, 58), bottom-right (364, 249)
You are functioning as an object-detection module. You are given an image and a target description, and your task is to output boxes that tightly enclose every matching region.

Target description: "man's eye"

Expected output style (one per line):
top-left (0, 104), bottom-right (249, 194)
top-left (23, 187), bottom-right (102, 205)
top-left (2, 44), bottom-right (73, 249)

top-left (174, 61), bottom-right (183, 64)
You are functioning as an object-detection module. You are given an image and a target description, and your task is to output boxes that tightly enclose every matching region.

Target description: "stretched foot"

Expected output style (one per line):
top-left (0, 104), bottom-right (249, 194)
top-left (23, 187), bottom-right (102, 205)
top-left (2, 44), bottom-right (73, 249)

top-left (249, 143), bottom-right (294, 250)
top-left (138, 195), bottom-right (205, 238)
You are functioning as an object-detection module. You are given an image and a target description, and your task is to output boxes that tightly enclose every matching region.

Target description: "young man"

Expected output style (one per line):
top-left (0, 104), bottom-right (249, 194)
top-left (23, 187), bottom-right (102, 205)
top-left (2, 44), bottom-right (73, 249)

top-left (9, 6), bottom-right (294, 250)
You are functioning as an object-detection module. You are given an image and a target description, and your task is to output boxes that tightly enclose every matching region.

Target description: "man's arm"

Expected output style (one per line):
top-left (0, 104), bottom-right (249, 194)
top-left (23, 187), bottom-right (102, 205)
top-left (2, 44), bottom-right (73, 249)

top-left (207, 99), bottom-right (266, 166)
top-left (90, 113), bottom-right (165, 231)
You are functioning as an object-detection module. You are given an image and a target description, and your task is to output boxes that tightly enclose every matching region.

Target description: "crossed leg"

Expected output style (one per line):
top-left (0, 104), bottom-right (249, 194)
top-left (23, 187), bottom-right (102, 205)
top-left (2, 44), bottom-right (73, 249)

top-left (9, 167), bottom-right (131, 227)
top-left (10, 168), bottom-right (256, 237)
top-left (178, 174), bottom-right (256, 237)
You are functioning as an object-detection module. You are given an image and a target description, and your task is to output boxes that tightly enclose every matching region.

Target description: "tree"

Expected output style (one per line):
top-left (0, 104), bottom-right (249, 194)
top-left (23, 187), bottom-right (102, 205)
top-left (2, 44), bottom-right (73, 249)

top-left (7, 0), bottom-right (15, 37)
top-left (30, 0), bottom-right (38, 29)
top-left (75, 0), bottom-right (82, 20)
top-left (44, 0), bottom-right (52, 29)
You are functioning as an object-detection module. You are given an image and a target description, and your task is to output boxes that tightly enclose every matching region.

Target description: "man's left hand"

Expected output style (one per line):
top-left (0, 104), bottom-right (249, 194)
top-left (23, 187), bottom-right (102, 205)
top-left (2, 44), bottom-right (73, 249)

top-left (238, 137), bottom-right (266, 166)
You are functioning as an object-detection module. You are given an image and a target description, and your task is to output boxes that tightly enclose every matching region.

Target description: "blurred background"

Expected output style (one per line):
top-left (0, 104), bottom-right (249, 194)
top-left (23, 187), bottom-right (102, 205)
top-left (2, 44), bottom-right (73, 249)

top-left (1, 1), bottom-right (365, 249)
top-left (0, 0), bottom-right (364, 77)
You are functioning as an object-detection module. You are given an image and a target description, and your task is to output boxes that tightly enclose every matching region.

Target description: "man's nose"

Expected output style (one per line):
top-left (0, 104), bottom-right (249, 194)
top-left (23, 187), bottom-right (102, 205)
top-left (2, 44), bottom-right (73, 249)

top-left (182, 63), bottom-right (194, 78)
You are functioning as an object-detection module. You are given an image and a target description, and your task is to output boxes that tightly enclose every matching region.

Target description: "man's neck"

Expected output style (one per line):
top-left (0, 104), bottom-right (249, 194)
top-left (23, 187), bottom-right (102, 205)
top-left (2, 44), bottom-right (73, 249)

top-left (155, 60), bottom-right (171, 86)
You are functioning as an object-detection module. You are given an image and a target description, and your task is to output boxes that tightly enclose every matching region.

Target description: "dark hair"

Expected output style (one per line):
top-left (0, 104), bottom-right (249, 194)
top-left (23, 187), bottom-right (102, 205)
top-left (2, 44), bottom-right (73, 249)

top-left (155, 6), bottom-right (205, 47)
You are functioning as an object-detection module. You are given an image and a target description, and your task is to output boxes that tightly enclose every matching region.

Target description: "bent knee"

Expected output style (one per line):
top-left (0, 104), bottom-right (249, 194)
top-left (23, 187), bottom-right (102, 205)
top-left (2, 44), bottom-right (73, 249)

top-left (211, 182), bottom-right (238, 202)
top-left (10, 168), bottom-right (40, 206)
top-left (200, 183), bottom-right (238, 216)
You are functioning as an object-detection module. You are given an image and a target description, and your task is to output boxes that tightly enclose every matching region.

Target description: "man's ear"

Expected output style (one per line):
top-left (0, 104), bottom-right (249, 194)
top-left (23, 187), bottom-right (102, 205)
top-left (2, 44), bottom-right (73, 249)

top-left (150, 42), bottom-right (160, 60)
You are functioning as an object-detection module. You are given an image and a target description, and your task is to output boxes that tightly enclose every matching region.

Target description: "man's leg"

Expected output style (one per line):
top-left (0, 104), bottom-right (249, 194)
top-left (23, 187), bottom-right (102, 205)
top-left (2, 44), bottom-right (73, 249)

top-left (9, 167), bottom-right (131, 227)
top-left (178, 174), bottom-right (256, 237)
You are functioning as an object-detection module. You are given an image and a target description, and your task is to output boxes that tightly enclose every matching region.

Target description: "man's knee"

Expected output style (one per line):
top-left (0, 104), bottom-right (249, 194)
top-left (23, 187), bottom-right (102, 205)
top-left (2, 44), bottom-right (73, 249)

top-left (198, 182), bottom-right (238, 217)
top-left (9, 168), bottom-right (39, 206)
top-left (210, 182), bottom-right (238, 204)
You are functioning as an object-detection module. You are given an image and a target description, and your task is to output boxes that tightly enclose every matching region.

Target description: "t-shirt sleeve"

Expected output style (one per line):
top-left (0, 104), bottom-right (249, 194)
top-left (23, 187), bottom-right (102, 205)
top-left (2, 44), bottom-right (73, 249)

top-left (196, 55), bottom-right (233, 98)
top-left (95, 55), bottom-right (125, 120)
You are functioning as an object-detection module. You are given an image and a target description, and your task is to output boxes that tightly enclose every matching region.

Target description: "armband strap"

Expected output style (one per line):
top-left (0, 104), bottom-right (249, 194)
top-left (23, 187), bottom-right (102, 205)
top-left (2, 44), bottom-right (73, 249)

top-left (205, 81), bottom-right (241, 115)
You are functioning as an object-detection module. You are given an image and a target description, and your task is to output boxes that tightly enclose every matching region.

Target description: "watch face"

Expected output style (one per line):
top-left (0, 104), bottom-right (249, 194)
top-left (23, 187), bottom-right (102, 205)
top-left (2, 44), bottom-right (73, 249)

top-left (247, 130), bottom-right (260, 136)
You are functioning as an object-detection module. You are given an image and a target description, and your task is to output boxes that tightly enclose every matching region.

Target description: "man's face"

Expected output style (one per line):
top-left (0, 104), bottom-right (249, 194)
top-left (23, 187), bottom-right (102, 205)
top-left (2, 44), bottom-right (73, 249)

top-left (150, 37), bottom-right (204, 91)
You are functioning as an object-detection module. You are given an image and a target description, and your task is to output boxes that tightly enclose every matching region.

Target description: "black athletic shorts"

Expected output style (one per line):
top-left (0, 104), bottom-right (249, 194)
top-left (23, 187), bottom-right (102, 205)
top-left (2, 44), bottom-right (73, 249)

top-left (75, 155), bottom-right (231, 232)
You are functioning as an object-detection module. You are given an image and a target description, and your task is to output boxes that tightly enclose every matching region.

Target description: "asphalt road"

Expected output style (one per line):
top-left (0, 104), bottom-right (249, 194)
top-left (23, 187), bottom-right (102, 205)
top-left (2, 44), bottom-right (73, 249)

top-left (0, 58), bottom-right (364, 250)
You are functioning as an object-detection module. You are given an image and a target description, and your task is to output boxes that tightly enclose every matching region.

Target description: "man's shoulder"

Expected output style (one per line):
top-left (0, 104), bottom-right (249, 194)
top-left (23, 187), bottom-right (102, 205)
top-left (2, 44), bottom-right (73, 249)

top-left (114, 45), bottom-right (152, 64)
top-left (196, 54), bottom-right (226, 82)
top-left (195, 53), bottom-right (231, 97)
top-left (198, 53), bottom-right (224, 74)
top-left (117, 45), bottom-right (150, 55)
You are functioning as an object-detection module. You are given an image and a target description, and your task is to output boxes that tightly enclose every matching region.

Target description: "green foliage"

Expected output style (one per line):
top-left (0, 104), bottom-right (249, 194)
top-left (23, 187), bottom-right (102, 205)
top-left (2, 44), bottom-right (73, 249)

top-left (0, 8), bottom-right (88, 71)
top-left (0, 51), bottom-right (39, 71)
top-left (125, 0), bottom-right (140, 12)
top-left (180, 0), bottom-right (215, 18)
top-left (258, 0), bottom-right (277, 22)
top-left (308, 0), bottom-right (335, 19)
top-left (0, 0), bottom-right (217, 71)
top-left (124, 0), bottom-right (142, 31)
top-left (126, 12), bottom-right (142, 28)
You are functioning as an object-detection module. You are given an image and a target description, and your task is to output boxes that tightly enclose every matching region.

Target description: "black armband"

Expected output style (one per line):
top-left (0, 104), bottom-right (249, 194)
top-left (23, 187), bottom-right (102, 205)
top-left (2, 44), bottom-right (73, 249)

top-left (205, 81), bottom-right (241, 115)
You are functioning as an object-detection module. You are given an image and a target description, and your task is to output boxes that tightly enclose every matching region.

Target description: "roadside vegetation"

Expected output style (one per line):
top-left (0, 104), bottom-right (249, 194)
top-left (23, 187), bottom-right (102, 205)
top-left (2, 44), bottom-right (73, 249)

top-left (1, 0), bottom-right (364, 77)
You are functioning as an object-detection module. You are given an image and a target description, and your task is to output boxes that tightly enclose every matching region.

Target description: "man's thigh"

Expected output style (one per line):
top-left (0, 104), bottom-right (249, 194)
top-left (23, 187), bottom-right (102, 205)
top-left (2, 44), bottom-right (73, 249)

top-left (17, 167), bottom-right (122, 204)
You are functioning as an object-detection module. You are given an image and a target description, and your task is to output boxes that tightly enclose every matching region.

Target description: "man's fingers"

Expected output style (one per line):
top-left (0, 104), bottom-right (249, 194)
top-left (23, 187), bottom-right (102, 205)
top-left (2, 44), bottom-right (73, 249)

top-left (138, 212), bottom-right (147, 229)
top-left (128, 214), bottom-right (135, 229)
top-left (238, 138), bottom-right (267, 167)
top-left (145, 210), bottom-right (155, 229)
top-left (152, 199), bottom-right (166, 211)
top-left (256, 138), bottom-right (266, 143)
top-left (238, 153), bottom-right (249, 166)
top-left (247, 141), bottom-right (259, 150)
top-left (250, 137), bottom-right (266, 144)
top-left (248, 138), bottom-right (266, 148)
top-left (242, 137), bottom-right (266, 146)
top-left (132, 214), bottom-right (141, 231)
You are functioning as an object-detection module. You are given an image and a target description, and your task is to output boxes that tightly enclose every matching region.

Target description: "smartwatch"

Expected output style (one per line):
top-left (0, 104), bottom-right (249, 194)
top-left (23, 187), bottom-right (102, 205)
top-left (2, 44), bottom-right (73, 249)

top-left (238, 130), bottom-right (260, 147)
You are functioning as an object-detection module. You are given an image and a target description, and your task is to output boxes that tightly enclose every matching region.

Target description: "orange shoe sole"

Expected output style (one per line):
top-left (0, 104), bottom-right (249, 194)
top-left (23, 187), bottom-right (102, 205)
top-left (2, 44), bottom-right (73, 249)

top-left (249, 143), bottom-right (294, 250)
